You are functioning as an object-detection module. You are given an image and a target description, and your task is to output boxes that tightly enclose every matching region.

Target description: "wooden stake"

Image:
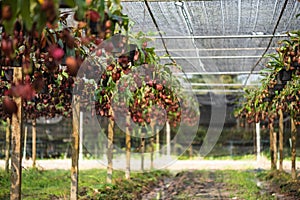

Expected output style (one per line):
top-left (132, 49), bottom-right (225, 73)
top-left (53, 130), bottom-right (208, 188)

top-left (107, 108), bottom-right (114, 184)
top-left (256, 122), bottom-right (261, 161)
top-left (5, 118), bottom-right (11, 173)
top-left (32, 119), bottom-right (36, 168)
top-left (291, 117), bottom-right (297, 180)
top-left (156, 126), bottom-right (160, 158)
top-left (278, 109), bottom-right (284, 171)
top-left (70, 95), bottom-right (80, 200)
top-left (166, 121), bottom-right (171, 156)
top-left (141, 129), bottom-right (145, 172)
top-left (273, 131), bottom-right (277, 169)
top-left (269, 123), bottom-right (276, 170)
top-left (10, 67), bottom-right (23, 200)
top-left (125, 115), bottom-right (131, 179)
top-left (23, 126), bottom-right (28, 160)
top-left (150, 137), bottom-right (154, 169)
top-left (150, 122), bottom-right (155, 169)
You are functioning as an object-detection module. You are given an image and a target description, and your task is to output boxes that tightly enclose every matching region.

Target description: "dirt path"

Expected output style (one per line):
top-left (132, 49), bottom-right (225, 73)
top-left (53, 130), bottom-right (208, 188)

top-left (141, 171), bottom-right (234, 200)
top-left (140, 170), bottom-right (298, 200)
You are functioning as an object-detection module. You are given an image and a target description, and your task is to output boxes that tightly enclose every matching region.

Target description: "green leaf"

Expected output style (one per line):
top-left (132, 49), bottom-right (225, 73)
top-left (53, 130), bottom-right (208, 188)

top-left (280, 39), bottom-right (292, 46)
top-left (33, 4), bottom-right (47, 34)
top-left (74, 0), bottom-right (87, 21)
top-left (66, 47), bottom-right (76, 57)
top-left (62, 71), bottom-right (69, 78)
top-left (21, 0), bottom-right (33, 31)
top-left (97, 0), bottom-right (105, 22)
top-left (2, 0), bottom-right (19, 34)
top-left (63, 0), bottom-right (76, 7)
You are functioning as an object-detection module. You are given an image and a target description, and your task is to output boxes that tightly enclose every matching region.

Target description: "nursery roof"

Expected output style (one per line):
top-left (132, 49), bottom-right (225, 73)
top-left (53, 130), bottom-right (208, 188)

top-left (120, 0), bottom-right (300, 88)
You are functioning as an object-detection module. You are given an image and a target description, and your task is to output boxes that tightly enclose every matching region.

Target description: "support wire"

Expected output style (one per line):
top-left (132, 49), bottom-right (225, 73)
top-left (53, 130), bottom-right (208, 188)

top-left (243, 0), bottom-right (289, 87)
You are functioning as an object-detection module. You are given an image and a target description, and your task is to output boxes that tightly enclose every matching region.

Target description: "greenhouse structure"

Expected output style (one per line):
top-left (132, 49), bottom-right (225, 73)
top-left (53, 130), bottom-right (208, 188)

top-left (1, 0), bottom-right (300, 199)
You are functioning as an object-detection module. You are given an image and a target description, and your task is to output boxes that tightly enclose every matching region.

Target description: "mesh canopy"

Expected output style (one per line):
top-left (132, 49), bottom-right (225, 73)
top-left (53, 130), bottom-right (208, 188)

top-left (121, 0), bottom-right (300, 75)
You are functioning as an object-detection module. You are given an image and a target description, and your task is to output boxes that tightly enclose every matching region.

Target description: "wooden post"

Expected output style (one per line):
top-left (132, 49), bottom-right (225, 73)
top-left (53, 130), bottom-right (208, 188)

top-left (256, 122), bottom-right (261, 161)
top-left (273, 131), bottom-right (277, 169)
top-left (5, 118), bottom-right (11, 173)
top-left (23, 126), bottom-right (28, 160)
top-left (10, 67), bottom-right (23, 200)
top-left (189, 145), bottom-right (193, 159)
top-left (107, 109), bottom-right (114, 184)
top-left (156, 126), bottom-right (159, 158)
top-left (150, 122), bottom-right (155, 169)
top-left (291, 117), bottom-right (297, 180)
top-left (269, 122), bottom-right (276, 170)
top-left (79, 111), bottom-right (83, 161)
top-left (70, 95), bottom-right (80, 200)
top-left (166, 121), bottom-right (171, 156)
top-left (278, 109), bottom-right (284, 171)
top-left (172, 133), bottom-right (177, 155)
top-left (150, 137), bottom-right (154, 169)
top-left (32, 119), bottom-right (36, 168)
top-left (141, 129), bottom-right (145, 172)
top-left (125, 116), bottom-right (131, 179)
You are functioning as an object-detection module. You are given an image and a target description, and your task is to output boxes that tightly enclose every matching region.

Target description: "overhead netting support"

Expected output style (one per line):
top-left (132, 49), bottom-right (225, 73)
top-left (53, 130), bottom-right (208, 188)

top-left (121, 0), bottom-right (300, 85)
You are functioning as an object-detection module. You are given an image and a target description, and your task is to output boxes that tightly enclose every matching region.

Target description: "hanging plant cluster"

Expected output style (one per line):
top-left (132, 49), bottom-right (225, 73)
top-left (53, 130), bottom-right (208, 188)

top-left (0, 0), bottom-right (129, 122)
top-left (91, 33), bottom-right (187, 128)
top-left (236, 31), bottom-right (300, 125)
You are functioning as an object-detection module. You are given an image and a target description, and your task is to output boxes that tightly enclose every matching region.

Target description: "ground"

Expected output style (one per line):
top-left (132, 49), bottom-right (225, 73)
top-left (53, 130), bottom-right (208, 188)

top-left (1, 157), bottom-right (299, 199)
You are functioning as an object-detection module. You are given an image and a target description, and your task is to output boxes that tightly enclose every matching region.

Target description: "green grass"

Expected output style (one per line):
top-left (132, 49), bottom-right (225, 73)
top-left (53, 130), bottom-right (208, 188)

top-left (213, 170), bottom-right (269, 199)
top-left (1, 168), bottom-right (297, 200)
top-left (203, 154), bottom-right (256, 160)
top-left (0, 168), bottom-right (170, 200)
top-left (0, 169), bottom-right (10, 200)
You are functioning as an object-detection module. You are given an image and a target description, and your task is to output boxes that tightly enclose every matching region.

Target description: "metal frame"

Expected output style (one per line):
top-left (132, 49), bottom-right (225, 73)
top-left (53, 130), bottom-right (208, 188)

top-left (191, 89), bottom-right (245, 93)
top-left (155, 47), bottom-right (276, 52)
top-left (149, 34), bottom-right (289, 39)
top-left (191, 83), bottom-right (260, 87)
top-left (175, 71), bottom-right (263, 75)
top-left (161, 55), bottom-right (262, 59)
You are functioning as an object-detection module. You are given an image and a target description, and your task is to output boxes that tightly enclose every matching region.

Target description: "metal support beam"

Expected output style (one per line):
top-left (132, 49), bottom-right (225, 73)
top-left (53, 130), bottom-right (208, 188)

top-left (149, 34), bottom-right (289, 39)
top-left (191, 89), bottom-right (245, 93)
top-left (175, 71), bottom-right (263, 75)
top-left (191, 83), bottom-right (260, 87)
top-left (161, 55), bottom-right (261, 59)
top-left (155, 47), bottom-right (276, 52)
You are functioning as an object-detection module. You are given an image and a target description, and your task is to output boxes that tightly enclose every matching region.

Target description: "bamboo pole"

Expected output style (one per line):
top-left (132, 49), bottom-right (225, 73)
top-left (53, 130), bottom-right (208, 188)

top-left (23, 126), bottom-right (28, 160)
top-left (256, 122), bottom-right (261, 161)
top-left (166, 121), bottom-right (171, 156)
top-left (273, 131), bottom-right (277, 169)
top-left (107, 109), bottom-right (114, 184)
top-left (141, 129), bottom-right (145, 172)
top-left (278, 109), bottom-right (284, 171)
top-left (10, 67), bottom-right (23, 200)
top-left (291, 117), bottom-right (297, 180)
top-left (156, 126), bottom-right (159, 158)
top-left (32, 119), bottom-right (36, 168)
top-left (150, 122), bottom-right (155, 169)
top-left (125, 116), bottom-right (131, 179)
top-left (5, 118), bottom-right (11, 173)
top-left (79, 111), bottom-right (83, 161)
top-left (150, 137), bottom-right (154, 169)
top-left (189, 145), bottom-right (193, 159)
top-left (269, 122), bottom-right (276, 170)
top-left (70, 95), bottom-right (80, 200)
